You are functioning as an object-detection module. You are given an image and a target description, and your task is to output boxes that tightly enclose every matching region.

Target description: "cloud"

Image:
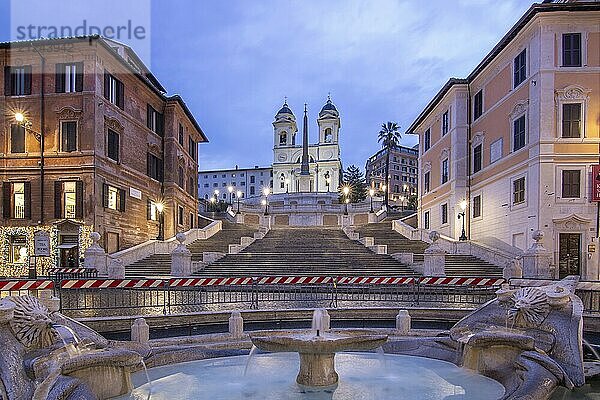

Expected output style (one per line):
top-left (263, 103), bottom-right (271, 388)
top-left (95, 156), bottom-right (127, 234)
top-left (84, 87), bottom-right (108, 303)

top-left (149, 0), bottom-right (531, 170)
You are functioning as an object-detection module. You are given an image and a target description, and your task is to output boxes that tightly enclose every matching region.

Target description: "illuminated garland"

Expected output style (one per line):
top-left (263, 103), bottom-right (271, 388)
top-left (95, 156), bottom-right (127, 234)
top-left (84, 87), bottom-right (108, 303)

top-left (0, 222), bottom-right (93, 278)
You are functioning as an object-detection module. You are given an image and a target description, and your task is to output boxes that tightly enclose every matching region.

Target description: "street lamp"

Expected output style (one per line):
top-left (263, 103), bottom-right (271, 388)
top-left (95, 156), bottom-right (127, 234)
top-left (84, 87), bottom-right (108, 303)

top-left (213, 189), bottom-right (219, 211)
top-left (155, 201), bottom-right (165, 241)
top-left (342, 186), bottom-right (350, 215)
top-left (228, 186), bottom-right (234, 204)
top-left (236, 190), bottom-right (242, 214)
top-left (400, 195), bottom-right (405, 212)
top-left (458, 200), bottom-right (468, 241)
top-left (263, 187), bottom-right (270, 215)
top-left (369, 188), bottom-right (375, 213)
top-left (209, 197), bottom-right (216, 211)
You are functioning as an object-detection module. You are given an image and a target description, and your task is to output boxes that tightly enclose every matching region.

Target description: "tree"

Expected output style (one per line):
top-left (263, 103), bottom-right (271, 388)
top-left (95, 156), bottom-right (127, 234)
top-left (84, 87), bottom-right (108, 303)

top-left (377, 122), bottom-right (402, 206)
top-left (339, 164), bottom-right (367, 203)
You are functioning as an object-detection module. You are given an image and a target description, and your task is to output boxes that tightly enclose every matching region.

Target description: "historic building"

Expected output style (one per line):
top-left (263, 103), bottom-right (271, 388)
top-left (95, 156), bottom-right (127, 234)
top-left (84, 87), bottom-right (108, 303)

top-left (198, 165), bottom-right (273, 201)
top-left (0, 36), bottom-right (207, 276)
top-left (365, 144), bottom-right (419, 206)
top-left (271, 97), bottom-right (342, 194)
top-left (407, 1), bottom-right (600, 280)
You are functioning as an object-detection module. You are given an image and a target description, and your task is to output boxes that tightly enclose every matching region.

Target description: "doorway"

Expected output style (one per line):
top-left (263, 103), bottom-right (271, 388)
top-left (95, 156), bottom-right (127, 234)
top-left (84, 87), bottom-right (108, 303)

top-left (559, 233), bottom-right (581, 278)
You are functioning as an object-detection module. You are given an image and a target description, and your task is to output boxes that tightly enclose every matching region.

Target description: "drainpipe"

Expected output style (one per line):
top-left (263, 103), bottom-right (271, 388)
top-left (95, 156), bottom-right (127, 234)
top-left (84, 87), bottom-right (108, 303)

top-left (31, 43), bottom-right (45, 225)
top-left (466, 84), bottom-right (472, 241)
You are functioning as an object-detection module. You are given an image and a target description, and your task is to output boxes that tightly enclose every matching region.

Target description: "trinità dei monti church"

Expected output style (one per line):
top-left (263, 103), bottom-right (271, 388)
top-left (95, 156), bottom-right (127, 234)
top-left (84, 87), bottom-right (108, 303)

top-left (271, 96), bottom-right (343, 195)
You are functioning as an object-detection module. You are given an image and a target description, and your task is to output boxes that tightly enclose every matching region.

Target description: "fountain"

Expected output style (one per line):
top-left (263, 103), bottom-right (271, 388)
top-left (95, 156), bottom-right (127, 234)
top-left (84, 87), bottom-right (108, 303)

top-left (0, 294), bottom-right (145, 400)
top-left (249, 308), bottom-right (387, 386)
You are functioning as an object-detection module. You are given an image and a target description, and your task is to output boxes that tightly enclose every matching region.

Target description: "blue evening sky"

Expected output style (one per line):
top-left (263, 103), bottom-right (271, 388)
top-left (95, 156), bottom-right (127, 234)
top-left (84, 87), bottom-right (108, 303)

top-left (1, 0), bottom-right (532, 172)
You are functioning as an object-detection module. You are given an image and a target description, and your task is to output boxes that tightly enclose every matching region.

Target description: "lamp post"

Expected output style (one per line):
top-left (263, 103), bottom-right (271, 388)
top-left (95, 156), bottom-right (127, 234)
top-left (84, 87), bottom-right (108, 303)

top-left (228, 186), bottom-right (234, 205)
top-left (369, 188), bottom-right (375, 213)
top-left (155, 201), bottom-right (165, 241)
top-left (263, 187), bottom-right (270, 215)
top-left (342, 186), bottom-right (350, 215)
top-left (236, 190), bottom-right (242, 214)
top-left (209, 197), bottom-right (216, 212)
top-left (15, 112), bottom-right (44, 223)
top-left (458, 200), bottom-right (468, 241)
top-left (400, 195), bottom-right (405, 212)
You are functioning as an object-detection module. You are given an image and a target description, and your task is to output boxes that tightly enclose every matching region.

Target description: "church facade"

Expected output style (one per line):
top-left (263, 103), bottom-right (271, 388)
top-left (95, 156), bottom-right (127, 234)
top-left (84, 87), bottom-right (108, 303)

top-left (272, 97), bottom-right (343, 194)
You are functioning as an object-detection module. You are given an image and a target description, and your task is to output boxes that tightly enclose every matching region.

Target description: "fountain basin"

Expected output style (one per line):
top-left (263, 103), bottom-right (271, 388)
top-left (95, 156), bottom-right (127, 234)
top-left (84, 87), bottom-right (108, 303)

top-left (120, 352), bottom-right (506, 399)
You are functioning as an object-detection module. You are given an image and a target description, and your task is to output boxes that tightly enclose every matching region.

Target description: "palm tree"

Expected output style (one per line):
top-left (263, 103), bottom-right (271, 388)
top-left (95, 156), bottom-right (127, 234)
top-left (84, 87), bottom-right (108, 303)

top-left (377, 122), bottom-right (401, 207)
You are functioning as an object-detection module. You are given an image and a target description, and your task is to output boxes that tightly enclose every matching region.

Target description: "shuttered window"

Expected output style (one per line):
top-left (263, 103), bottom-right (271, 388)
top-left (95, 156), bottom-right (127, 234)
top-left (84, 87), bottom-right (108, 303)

top-left (103, 71), bottom-right (124, 109)
top-left (513, 115), bottom-right (526, 151)
top-left (473, 144), bottom-right (482, 173)
top-left (562, 33), bottom-right (581, 67)
top-left (147, 105), bottom-right (164, 136)
top-left (562, 103), bottom-right (582, 138)
top-left (147, 153), bottom-right (164, 181)
top-left (562, 170), bottom-right (580, 198)
top-left (4, 65), bottom-right (32, 96)
top-left (107, 129), bottom-right (119, 162)
top-left (473, 90), bottom-right (483, 120)
top-left (55, 62), bottom-right (83, 93)
top-left (513, 49), bottom-right (527, 88)
top-left (473, 195), bottom-right (481, 218)
top-left (10, 124), bottom-right (25, 153)
top-left (102, 184), bottom-right (125, 211)
top-left (2, 182), bottom-right (30, 219)
top-left (61, 121), bottom-right (77, 152)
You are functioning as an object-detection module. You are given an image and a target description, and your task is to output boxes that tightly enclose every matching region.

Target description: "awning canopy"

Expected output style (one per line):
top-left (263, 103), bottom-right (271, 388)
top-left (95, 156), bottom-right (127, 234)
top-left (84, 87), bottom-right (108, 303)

top-left (56, 243), bottom-right (77, 249)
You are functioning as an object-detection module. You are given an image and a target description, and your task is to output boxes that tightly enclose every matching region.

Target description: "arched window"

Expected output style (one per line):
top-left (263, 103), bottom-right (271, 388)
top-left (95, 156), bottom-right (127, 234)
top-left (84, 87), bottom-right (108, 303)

top-left (279, 131), bottom-right (287, 145)
top-left (324, 128), bottom-right (332, 143)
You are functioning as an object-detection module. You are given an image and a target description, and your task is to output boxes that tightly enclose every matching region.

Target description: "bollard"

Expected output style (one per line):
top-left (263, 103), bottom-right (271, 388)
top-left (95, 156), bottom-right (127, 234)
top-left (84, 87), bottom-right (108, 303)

top-left (395, 310), bottom-right (411, 335)
top-left (131, 318), bottom-right (150, 344)
top-left (229, 311), bottom-right (244, 338)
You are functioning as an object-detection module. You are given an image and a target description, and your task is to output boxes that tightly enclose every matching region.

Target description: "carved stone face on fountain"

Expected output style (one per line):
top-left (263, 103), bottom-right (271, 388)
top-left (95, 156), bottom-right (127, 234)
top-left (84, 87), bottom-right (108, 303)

top-left (507, 287), bottom-right (551, 328)
top-left (7, 296), bottom-right (58, 349)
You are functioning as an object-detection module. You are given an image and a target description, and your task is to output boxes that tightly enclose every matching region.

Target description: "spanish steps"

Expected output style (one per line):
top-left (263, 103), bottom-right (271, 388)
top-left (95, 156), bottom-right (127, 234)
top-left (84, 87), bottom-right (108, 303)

top-left (124, 220), bottom-right (258, 278)
top-left (353, 221), bottom-right (503, 277)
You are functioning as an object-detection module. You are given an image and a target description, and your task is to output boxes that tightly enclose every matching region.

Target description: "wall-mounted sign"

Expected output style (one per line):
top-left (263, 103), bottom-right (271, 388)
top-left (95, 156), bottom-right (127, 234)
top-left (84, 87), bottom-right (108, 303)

top-left (33, 230), bottom-right (50, 257)
top-left (588, 244), bottom-right (596, 253)
top-left (130, 187), bottom-right (142, 200)
top-left (592, 165), bottom-right (600, 202)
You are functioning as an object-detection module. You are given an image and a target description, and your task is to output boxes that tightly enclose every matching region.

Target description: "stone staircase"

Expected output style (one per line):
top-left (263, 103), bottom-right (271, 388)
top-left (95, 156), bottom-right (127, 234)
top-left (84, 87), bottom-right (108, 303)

top-left (195, 227), bottom-right (417, 277)
top-left (124, 221), bottom-right (259, 278)
top-left (353, 222), bottom-right (503, 277)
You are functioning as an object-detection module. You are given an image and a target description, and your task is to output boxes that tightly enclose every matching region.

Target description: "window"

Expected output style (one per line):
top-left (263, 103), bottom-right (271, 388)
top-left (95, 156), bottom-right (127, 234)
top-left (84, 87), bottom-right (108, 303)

top-left (562, 103), bottom-right (582, 138)
top-left (63, 181), bottom-right (77, 219)
top-left (441, 158), bottom-right (449, 184)
top-left (147, 200), bottom-right (158, 221)
top-left (189, 137), bottom-right (197, 160)
top-left (473, 90), bottom-right (483, 120)
top-left (107, 129), bottom-right (119, 162)
top-left (103, 184), bottom-right (125, 211)
top-left (178, 124), bottom-right (184, 145)
top-left (2, 182), bottom-right (30, 219)
top-left (204, 183), bottom-right (209, 188)
top-left (562, 170), bottom-right (581, 198)
top-left (473, 195), bottom-right (481, 218)
top-left (513, 49), bottom-right (527, 88)
top-left (178, 206), bottom-right (184, 225)
top-left (61, 121), bottom-right (77, 152)
top-left (147, 153), bottom-right (164, 181)
top-left (10, 124), bottom-right (25, 153)
top-left (213, 183), bottom-right (218, 187)
top-left (279, 132), bottom-right (287, 145)
top-left (103, 72), bottom-right (124, 109)
top-left (424, 172), bottom-right (430, 193)
top-left (190, 212), bottom-right (195, 229)
top-left (4, 65), bottom-right (32, 96)
top-left (513, 115), bottom-right (526, 151)
top-left (147, 105), bottom-right (164, 136)
top-left (188, 176), bottom-right (196, 196)
top-left (55, 62), bottom-right (83, 93)
top-left (442, 111), bottom-right (449, 135)
top-left (250, 186), bottom-right (255, 195)
top-left (240, 182), bottom-right (245, 186)
top-left (424, 211), bottom-right (430, 230)
top-left (473, 144), bottom-right (482, 173)
top-left (562, 33), bottom-right (581, 67)
top-left (424, 129), bottom-right (431, 151)
top-left (441, 203), bottom-right (448, 225)
top-left (280, 181), bottom-right (285, 189)
top-left (513, 177), bottom-right (525, 205)
top-left (13, 183), bottom-right (25, 219)
top-left (178, 166), bottom-right (185, 187)
top-left (250, 176), bottom-right (255, 184)
top-left (324, 128), bottom-right (332, 143)
top-left (8, 235), bottom-right (27, 264)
